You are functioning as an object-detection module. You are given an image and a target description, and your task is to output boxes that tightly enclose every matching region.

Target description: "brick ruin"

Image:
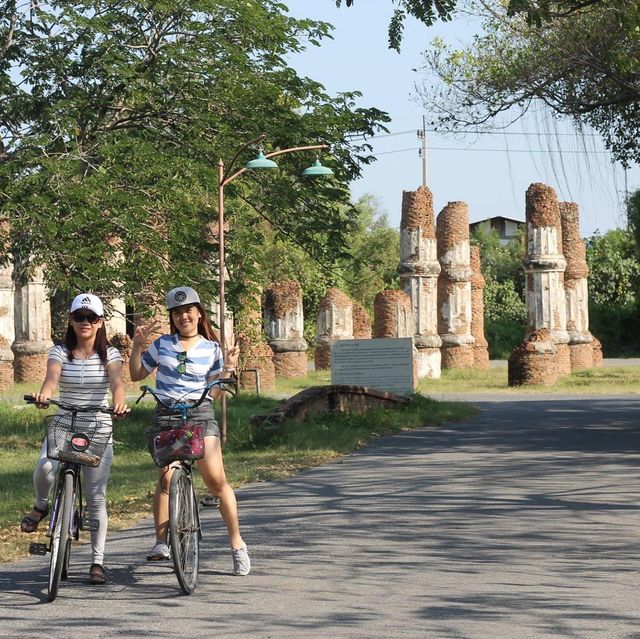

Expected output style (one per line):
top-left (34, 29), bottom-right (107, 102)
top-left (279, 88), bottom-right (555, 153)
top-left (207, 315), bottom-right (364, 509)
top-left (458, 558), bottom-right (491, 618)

top-left (236, 289), bottom-right (276, 392)
top-left (12, 265), bottom-right (53, 383)
top-left (559, 202), bottom-right (599, 371)
top-left (436, 202), bottom-right (475, 369)
top-left (314, 288), bottom-right (353, 371)
top-left (509, 183), bottom-right (569, 386)
top-left (373, 290), bottom-right (413, 338)
top-left (0, 265), bottom-right (14, 390)
top-left (352, 302), bottom-right (372, 339)
top-left (469, 245), bottom-right (490, 369)
top-left (398, 186), bottom-right (442, 379)
top-left (264, 280), bottom-right (308, 378)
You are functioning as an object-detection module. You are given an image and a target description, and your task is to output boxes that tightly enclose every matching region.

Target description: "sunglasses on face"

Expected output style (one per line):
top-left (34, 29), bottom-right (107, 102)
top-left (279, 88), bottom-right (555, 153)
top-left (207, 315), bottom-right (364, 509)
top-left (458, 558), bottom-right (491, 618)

top-left (177, 351), bottom-right (188, 374)
top-left (71, 311), bottom-right (101, 324)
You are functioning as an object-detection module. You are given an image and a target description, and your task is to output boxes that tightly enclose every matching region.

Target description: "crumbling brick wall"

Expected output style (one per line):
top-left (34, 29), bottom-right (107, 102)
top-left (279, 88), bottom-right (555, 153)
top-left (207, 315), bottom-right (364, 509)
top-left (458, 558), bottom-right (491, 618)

top-left (314, 288), bottom-right (353, 371)
top-left (436, 201), bottom-right (475, 369)
top-left (264, 280), bottom-right (307, 378)
top-left (560, 201), bottom-right (599, 370)
top-left (469, 245), bottom-right (489, 369)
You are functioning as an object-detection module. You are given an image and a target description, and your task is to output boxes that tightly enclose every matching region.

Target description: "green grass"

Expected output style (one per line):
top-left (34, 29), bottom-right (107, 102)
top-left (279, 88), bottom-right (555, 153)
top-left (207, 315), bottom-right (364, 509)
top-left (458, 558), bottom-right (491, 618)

top-left (0, 378), bottom-right (476, 562)
top-left (417, 365), bottom-right (640, 395)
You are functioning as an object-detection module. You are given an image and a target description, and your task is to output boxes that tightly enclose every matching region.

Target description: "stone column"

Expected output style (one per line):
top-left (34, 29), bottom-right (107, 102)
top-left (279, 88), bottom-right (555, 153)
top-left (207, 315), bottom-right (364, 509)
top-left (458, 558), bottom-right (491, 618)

top-left (560, 201), bottom-right (595, 371)
top-left (264, 280), bottom-right (308, 378)
top-left (314, 288), bottom-right (353, 371)
top-left (12, 266), bottom-right (53, 382)
top-left (469, 245), bottom-right (490, 369)
top-left (105, 297), bottom-right (127, 337)
top-left (508, 183), bottom-right (569, 385)
top-left (236, 289), bottom-right (276, 392)
top-left (373, 290), bottom-right (413, 338)
top-left (436, 202), bottom-right (475, 369)
top-left (0, 264), bottom-right (15, 390)
top-left (352, 302), bottom-right (372, 339)
top-left (398, 186), bottom-right (442, 379)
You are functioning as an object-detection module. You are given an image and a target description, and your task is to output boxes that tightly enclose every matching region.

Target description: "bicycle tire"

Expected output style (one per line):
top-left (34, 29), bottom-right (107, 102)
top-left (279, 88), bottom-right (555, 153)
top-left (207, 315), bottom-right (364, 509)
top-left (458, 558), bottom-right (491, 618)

top-left (169, 467), bottom-right (200, 594)
top-left (48, 471), bottom-right (73, 602)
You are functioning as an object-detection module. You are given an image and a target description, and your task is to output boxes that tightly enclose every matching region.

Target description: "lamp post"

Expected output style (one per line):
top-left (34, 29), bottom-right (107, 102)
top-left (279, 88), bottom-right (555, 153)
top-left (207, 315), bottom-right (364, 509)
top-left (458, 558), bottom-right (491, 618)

top-left (216, 135), bottom-right (333, 440)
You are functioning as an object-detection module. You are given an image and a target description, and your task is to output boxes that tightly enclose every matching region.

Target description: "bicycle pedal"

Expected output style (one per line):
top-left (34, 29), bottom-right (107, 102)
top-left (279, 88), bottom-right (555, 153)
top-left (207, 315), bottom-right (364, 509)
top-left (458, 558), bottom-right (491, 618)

top-left (200, 496), bottom-right (220, 509)
top-left (29, 542), bottom-right (48, 556)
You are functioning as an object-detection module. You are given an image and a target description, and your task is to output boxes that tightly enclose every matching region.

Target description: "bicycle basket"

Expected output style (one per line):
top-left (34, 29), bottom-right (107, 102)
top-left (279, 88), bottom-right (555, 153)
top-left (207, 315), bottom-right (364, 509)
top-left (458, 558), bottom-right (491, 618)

top-left (45, 413), bottom-right (111, 467)
top-left (146, 417), bottom-right (206, 467)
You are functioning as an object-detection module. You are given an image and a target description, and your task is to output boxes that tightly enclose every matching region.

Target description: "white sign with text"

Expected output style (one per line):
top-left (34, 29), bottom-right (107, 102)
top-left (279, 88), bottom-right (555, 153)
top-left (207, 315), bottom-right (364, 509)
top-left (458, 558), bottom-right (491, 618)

top-left (331, 338), bottom-right (415, 396)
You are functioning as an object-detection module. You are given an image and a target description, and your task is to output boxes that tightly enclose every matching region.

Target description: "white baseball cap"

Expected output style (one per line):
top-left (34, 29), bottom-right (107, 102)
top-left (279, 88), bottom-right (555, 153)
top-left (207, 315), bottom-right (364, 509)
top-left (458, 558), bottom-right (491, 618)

top-left (167, 286), bottom-right (201, 310)
top-left (70, 293), bottom-right (104, 317)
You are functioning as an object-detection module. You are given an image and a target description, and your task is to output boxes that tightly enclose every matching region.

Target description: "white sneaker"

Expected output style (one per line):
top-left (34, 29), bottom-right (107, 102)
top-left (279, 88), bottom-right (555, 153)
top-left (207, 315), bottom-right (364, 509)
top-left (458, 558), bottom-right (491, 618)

top-left (147, 541), bottom-right (170, 561)
top-left (231, 543), bottom-right (251, 576)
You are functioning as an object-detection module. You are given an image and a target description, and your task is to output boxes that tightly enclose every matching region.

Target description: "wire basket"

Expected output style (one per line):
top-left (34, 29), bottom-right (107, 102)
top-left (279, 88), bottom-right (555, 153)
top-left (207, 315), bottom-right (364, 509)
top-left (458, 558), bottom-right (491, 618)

top-left (145, 417), bottom-right (206, 467)
top-left (45, 413), bottom-right (111, 467)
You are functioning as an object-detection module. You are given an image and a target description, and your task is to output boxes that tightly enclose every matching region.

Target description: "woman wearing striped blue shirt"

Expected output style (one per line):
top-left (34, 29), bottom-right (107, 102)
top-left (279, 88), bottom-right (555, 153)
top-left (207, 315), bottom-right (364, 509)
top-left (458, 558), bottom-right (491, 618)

top-left (20, 293), bottom-right (128, 585)
top-left (129, 286), bottom-right (250, 576)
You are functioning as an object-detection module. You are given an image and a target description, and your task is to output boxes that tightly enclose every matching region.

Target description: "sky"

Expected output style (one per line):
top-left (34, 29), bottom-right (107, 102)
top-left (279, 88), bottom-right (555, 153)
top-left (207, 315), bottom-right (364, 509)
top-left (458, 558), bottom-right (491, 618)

top-left (283, 1), bottom-right (639, 238)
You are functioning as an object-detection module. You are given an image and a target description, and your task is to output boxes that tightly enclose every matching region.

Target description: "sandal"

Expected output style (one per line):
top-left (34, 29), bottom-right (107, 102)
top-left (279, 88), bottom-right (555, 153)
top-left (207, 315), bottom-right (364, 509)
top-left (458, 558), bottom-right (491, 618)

top-left (89, 563), bottom-right (107, 585)
top-left (20, 504), bottom-right (49, 533)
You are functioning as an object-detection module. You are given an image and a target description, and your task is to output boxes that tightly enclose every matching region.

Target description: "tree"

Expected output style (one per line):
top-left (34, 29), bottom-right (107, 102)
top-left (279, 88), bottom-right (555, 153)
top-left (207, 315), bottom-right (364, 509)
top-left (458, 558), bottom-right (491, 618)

top-left (0, 1), bottom-right (389, 316)
top-left (335, 0), bottom-right (605, 50)
top-left (413, 0), bottom-right (640, 165)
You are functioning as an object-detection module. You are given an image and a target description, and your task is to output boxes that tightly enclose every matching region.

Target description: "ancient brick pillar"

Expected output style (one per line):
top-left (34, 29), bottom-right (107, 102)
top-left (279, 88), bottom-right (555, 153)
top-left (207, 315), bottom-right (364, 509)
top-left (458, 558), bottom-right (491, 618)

top-left (0, 265), bottom-right (15, 390)
top-left (398, 186), bottom-right (442, 379)
top-left (560, 201), bottom-right (596, 371)
top-left (592, 336), bottom-right (603, 367)
top-left (314, 288), bottom-right (353, 371)
top-left (469, 246), bottom-right (489, 369)
top-left (352, 302), bottom-right (372, 339)
top-left (264, 280), bottom-right (308, 378)
top-left (373, 290), bottom-right (413, 338)
top-left (237, 289), bottom-right (276, 392)
top-left (508, 183), bottom-right (569, 385)
top-left (436, 202), bottom-right (475, 369)
top-left (12, 266), bottom-right (53, 383)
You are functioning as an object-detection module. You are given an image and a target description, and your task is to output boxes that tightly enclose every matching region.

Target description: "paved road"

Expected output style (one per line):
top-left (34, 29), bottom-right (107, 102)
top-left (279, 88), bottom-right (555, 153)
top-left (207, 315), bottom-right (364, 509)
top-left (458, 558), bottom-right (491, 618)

top-left (2, 395), bottom-right (640, 638)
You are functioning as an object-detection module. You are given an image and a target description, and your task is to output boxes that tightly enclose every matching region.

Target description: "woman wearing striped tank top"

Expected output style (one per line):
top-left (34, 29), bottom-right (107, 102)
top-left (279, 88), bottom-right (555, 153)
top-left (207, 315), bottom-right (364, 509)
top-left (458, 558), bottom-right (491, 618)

top-left (20, 293), bottom-right (128, 585)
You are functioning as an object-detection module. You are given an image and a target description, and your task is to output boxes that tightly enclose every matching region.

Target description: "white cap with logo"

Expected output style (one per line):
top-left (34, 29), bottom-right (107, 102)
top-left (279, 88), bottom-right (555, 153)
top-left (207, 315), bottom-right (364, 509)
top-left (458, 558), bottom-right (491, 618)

top-left (70, 293), bottom-right (104, 317)
top-left (166, 286), bottom-right (201, 310)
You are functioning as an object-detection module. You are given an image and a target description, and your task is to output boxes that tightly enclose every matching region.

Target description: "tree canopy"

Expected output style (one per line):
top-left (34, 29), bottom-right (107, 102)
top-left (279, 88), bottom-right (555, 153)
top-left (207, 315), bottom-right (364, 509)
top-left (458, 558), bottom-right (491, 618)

top-left (335, 0), bottom-right (603, 50)
top-left (413, 0), bottom-right (640, 165)
top-left (0, 0), bottom-right (389, 317)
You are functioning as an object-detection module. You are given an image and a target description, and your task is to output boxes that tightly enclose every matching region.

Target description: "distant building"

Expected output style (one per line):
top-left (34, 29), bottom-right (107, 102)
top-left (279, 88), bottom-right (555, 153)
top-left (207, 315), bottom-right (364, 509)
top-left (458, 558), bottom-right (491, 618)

top-left (469, 216), bottom-right (524, 244)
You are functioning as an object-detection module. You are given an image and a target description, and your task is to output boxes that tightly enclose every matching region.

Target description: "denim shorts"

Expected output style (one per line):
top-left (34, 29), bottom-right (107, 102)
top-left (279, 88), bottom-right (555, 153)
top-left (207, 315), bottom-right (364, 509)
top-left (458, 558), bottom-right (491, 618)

top-left (153, 402), bottom-right (220, 438)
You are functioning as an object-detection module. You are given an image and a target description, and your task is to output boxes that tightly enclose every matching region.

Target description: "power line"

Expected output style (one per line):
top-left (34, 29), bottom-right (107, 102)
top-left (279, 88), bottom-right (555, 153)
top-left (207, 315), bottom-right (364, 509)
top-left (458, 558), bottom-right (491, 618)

top-left (349, 127), bottom-right (601, 141)
top-left (374, 146), bottom-right (611, 156)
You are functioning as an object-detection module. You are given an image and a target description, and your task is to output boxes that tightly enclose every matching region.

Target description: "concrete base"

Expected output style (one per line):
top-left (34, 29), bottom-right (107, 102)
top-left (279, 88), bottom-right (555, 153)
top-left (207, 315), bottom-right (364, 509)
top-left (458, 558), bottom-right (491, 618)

top-left (414, 348), bottom-right (441, 379)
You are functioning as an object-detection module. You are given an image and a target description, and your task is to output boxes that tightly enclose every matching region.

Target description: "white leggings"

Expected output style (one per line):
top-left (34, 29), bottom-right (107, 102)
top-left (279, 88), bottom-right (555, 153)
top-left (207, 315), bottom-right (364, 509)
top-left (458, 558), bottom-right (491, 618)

top-left (33, 440), bottom-right (113, 565)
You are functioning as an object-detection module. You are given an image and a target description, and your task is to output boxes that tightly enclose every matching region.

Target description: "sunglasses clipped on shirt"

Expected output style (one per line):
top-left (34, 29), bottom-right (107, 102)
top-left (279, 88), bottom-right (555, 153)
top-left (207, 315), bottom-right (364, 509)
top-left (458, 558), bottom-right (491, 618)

top-left (71, 311), bottom-right (102, 324)
top-left (177, 351), bottom-right (189, 374)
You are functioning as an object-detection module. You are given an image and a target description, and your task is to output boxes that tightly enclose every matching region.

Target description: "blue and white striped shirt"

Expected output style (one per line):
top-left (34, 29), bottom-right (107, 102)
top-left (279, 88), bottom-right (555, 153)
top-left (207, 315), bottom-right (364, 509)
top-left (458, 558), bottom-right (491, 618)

top-left (141, 334), bottom-right (224, 402)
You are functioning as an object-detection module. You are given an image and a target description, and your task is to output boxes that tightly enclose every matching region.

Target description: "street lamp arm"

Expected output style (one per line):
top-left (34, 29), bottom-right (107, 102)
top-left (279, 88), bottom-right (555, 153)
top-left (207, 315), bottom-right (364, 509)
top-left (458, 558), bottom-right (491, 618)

top-left (221, 143), bottom-right (331, 187)
top-left (220, 133), bottom-right (267, 185)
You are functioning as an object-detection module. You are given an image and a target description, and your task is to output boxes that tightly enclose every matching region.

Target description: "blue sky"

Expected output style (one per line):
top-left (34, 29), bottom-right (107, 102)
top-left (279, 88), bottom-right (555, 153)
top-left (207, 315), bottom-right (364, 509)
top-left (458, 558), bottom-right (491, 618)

top-left (284, 1), bottom-right (639, 238)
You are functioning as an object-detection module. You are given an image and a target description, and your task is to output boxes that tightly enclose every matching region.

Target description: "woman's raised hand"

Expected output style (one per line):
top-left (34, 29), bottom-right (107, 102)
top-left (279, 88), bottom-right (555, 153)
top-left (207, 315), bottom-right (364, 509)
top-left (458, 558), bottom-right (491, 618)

top-left (132, 319), bottom-right (162, 347)
top-left (224, 333), bottom-right (240, 369)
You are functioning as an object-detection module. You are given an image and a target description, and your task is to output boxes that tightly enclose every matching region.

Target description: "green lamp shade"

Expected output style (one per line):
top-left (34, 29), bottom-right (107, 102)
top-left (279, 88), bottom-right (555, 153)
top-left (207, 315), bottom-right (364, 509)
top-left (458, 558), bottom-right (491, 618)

top-left (302, 159), bottom-right (334, 177)
top-left (245, 151), bottom-right (278, 169)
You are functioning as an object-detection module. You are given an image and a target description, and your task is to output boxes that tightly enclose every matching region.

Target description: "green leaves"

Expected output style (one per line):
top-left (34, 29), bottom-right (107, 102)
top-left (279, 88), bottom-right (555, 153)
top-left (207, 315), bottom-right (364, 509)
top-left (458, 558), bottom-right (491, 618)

top-left (0, 0), bottom-right (388, 317)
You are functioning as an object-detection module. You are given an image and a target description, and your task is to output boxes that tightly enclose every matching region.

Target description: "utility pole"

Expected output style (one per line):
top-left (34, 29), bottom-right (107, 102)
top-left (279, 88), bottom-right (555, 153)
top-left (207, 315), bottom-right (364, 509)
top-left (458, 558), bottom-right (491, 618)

top-left (416, 115), bottom-right (428, 187)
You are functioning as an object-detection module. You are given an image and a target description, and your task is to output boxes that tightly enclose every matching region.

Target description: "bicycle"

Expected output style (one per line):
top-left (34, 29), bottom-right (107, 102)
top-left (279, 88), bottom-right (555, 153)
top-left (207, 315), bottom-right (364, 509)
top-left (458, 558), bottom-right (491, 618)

top-left (24, 395), bottom-right (118, 602)
top-left (136, 377), bottom-right (235, 595)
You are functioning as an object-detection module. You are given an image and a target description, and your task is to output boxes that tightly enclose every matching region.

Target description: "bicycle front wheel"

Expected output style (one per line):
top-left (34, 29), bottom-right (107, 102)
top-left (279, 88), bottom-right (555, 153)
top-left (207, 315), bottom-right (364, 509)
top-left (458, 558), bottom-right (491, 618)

top-left (169, 467), bottom-right (200, 594)
top-left (48, 471), bottom-right (73, 602)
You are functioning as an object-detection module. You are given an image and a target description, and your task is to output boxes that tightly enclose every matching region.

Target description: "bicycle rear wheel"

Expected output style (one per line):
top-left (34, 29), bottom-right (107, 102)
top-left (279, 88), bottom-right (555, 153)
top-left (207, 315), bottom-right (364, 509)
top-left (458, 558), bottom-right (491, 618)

top-left (169, 467), bottom-right (200, 594)
top-left (48, 471), bottom-right (73, 602)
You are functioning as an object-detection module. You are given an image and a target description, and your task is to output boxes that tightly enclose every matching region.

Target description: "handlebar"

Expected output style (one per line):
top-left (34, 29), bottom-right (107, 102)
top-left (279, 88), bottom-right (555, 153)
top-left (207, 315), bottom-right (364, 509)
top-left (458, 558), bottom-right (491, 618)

top-left (135, 377), bottom-right (236, 414)
top-left (23, 395), bottom-right (119, 415)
